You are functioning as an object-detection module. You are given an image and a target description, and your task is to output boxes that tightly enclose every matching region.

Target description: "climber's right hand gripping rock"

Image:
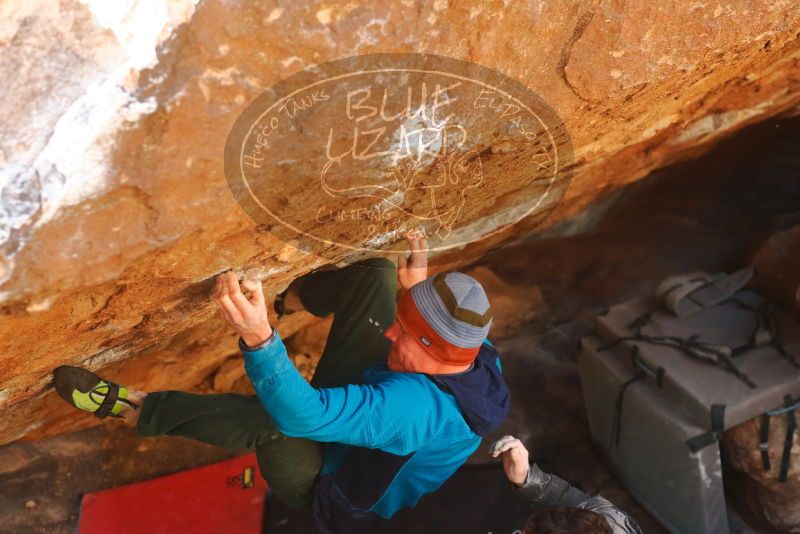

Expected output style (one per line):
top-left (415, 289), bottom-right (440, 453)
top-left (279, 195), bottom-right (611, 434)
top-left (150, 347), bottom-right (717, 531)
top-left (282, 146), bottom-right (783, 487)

top-left (212, 271), bottom-right (272, 348)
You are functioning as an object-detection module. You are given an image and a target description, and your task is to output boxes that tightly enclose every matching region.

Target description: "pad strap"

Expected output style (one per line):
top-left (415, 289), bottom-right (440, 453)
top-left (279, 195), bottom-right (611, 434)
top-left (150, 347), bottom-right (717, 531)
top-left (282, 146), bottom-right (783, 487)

top-left (759, 413), bottom-right (772, 472)
top-left (686, 404), bottom-right (726, 453)
top-left (779, 395), bottom-right (797, 483)
top-left (94, 382), bottom-right (120, 419)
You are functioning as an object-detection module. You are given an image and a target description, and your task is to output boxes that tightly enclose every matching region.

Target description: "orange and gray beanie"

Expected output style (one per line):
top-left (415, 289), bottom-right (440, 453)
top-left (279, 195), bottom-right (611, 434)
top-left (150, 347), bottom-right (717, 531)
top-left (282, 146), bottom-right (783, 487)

top-left (396, 272), bottom-right (493, 366)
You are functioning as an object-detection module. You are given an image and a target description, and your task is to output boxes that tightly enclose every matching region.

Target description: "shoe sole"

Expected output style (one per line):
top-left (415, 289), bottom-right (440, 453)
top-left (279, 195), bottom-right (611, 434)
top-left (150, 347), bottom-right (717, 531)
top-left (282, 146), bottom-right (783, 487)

top-left (53, 366), bottom-right (105, 408)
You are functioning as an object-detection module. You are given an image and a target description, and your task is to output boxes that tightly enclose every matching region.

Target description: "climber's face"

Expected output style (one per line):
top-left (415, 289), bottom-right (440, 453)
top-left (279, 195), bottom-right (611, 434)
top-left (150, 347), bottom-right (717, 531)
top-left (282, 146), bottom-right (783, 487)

top-left (384, 320), bottom-right (436, 373)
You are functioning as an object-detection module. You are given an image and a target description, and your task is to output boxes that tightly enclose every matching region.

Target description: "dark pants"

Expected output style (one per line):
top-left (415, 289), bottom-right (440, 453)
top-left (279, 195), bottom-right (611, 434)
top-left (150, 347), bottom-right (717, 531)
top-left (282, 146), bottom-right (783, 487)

top-left (136, 258), bottom-right (397, 509)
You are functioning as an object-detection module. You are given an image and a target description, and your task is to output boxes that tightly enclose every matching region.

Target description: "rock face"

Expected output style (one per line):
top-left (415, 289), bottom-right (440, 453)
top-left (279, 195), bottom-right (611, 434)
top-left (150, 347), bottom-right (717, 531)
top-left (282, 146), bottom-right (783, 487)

top-left (1, 0), bottom-right (800, 448)
top-left (753, 226), bottom-right (800, 309)
top-left (725, 413), bottom-right (800, 532)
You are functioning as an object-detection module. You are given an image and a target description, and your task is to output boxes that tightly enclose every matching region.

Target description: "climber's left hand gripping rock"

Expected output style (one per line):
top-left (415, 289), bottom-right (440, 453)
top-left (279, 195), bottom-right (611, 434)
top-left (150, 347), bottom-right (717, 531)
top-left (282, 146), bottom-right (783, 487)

top-left (212, 271), bottom-right (272, 348)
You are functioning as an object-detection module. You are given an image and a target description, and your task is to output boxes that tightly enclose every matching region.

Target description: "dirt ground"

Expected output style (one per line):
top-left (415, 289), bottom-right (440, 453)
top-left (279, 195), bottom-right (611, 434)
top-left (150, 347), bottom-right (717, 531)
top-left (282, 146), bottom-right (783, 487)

top-left (1, 116), bottom-right (797, 533)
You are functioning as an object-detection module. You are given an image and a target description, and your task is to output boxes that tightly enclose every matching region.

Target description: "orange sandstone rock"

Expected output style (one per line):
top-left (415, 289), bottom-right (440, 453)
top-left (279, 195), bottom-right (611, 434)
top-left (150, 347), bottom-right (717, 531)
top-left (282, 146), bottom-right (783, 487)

top-left (1, 0), bottom-right (800, 446)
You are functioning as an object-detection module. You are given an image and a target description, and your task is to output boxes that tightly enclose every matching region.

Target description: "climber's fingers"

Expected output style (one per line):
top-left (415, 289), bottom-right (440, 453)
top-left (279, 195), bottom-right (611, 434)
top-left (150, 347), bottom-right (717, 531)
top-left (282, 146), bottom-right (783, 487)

top-left (216, 293), bottom-right (243, 323)
top-left (397, 234), bottom-right (429, 290)
top-left (217, 298), bottom-right (238, 324)
top-left (489, 435), bottom-right (523, 457)
top-left (418, 237), bottom-right (429, 264)
top-left (408, 236), bottom-right (424, 257)
top-left (221, 271), bottom-right (240, 296)
top-left (406, 236), bottom-right (429, 267)
top-left (242, 278), bottom-right (265, 307)
top-left (212, 273), bottom-right (244, 322)
top-left (222, 271), bottom-right (253, 314)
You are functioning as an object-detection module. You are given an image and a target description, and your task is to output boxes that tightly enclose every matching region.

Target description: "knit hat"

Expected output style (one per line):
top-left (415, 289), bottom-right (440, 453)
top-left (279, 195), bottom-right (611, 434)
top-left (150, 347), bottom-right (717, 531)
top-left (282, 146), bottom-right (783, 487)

top-left (396, 272), bottom-right (493, 366)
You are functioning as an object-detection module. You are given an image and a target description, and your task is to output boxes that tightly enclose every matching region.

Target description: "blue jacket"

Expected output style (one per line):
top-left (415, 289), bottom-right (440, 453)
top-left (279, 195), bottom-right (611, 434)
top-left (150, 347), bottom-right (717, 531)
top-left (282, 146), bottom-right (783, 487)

top-left (242, 330), bottom-right (510, 532)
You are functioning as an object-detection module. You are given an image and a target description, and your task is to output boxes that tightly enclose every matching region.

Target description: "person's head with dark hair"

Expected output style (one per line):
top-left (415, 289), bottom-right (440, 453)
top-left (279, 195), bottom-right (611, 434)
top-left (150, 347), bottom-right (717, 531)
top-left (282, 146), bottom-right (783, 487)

top-left (491, 436), bottom-right (642, 534)
top-left (523, 507), bottom-right (613, 534)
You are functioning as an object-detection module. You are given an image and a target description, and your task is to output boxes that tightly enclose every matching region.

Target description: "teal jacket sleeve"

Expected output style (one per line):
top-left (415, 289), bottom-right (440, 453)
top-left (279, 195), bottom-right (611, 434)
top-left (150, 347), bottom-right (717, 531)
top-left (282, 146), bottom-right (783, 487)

top-left (241, 329), bottom-right (438, 453)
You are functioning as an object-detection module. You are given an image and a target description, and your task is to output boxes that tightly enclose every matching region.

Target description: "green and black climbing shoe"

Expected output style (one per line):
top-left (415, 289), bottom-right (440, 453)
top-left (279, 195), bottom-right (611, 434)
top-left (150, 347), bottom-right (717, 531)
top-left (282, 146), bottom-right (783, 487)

top-left (53, 366), bottom-right (137, 419)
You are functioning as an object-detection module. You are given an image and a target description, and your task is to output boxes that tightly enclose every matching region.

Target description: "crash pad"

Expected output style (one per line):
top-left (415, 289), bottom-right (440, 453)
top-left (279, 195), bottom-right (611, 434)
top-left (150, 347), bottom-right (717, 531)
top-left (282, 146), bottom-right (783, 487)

top-left (79, 453), bottom-right (267, 534)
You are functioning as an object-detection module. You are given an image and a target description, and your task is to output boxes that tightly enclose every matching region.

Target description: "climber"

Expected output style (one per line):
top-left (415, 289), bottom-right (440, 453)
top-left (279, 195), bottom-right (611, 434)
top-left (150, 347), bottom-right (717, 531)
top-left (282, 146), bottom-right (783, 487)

top-left (53, 236), bottom-right (510, 533)
top-left (490, 435), bottom-right (642, 534)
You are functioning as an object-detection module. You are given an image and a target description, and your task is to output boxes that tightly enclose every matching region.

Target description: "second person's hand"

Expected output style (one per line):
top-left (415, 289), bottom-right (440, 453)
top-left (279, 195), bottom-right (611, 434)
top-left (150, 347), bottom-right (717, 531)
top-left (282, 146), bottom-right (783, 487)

top-left (490, 435), bottom-right (530, 486)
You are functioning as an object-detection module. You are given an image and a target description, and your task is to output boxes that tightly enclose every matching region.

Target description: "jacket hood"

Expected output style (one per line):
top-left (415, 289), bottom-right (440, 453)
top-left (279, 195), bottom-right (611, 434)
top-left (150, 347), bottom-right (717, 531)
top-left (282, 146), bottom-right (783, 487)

top-left (427, 342), bottom-right (510, 436)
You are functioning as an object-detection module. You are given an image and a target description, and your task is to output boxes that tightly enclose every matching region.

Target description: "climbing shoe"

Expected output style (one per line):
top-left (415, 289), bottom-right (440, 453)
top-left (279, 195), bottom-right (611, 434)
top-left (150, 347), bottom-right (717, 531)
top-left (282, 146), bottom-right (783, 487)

top-left (53, 366), bottom-right (138, 419)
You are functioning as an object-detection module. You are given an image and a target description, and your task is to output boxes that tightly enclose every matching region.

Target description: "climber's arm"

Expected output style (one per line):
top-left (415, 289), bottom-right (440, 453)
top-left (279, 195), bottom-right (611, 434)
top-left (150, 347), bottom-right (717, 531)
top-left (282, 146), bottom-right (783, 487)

top-left (211, 270), bottom-right (434, 451)
top-left (240, 330), bottom-right (435, 451)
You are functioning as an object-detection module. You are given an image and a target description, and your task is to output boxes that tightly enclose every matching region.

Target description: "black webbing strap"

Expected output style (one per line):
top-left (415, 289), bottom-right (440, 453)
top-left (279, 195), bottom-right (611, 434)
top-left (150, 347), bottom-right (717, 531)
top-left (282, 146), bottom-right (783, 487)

top-left (629, 312), bottom-right (653, 335)
top-left (712, 349), bottom-right (756, 389)
top-left (608, 334), bottom-right (755, 389)
top-left (779, 395), bottom-right (797, 483)
top-left (611, 375), bottom-right (642, 449)
top-left (597, 311), bottom-right (755, 389)
top-left (597, 314), bottom-right (650, 352)
top-left (610, 346), bottom-right (645, 449)
top-left (759, 413), bottom-right (772, 472)
top-left (686, 404), bottom-right (726, 453)
top-left (767, 307), bottom-right (800, 369)
top-left (94, 382), bottom-right (120, 419)
top-left (730, 298), bottom-right (799, 369)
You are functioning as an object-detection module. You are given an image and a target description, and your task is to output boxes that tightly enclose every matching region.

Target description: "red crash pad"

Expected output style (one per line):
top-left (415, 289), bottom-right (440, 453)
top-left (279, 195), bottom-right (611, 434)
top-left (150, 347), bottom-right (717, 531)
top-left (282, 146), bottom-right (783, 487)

top-left (79, 454), bottom-right (268, 534)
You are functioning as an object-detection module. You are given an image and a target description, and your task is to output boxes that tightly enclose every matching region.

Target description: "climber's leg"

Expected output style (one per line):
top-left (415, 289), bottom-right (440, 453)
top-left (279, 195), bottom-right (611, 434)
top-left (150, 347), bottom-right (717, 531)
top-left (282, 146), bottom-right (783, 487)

top-left (137, 390), bottom-right (323, 509)
top-left (294, 257), bottom-right (398, 388)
